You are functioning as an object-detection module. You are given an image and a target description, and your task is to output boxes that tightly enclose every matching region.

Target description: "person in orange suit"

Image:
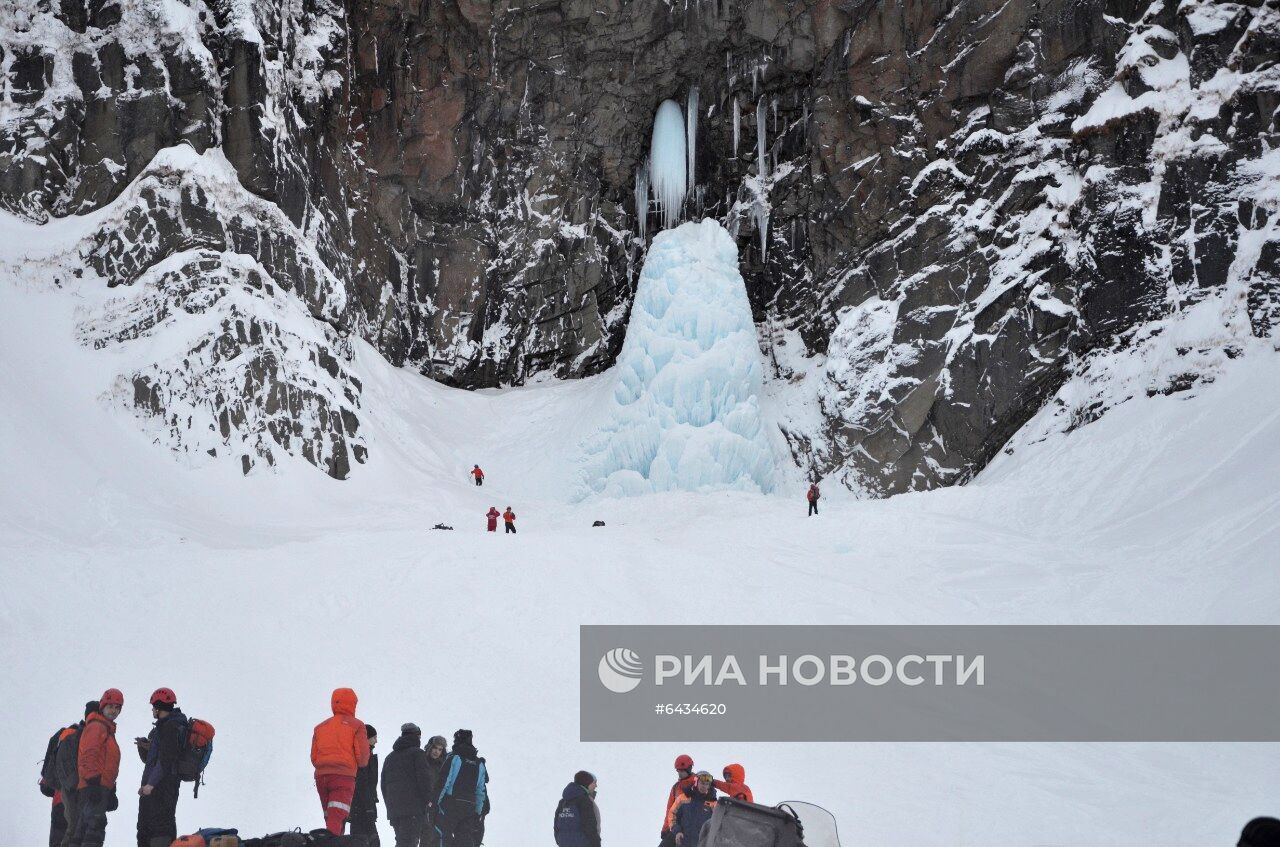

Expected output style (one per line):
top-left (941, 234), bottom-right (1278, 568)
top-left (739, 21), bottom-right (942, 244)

top-left (74, 689), bottom-right (123, 847)
top-left (713, 764), bottom-right (753, 803)
top-left (502, 507), bottom-right (517, 534)
top-left (486, 507), bottom-right (500, 532)
top-left (659, 754), bottom-right (696, 846)
top-left (312, 688), bottom-right (371, 835)
top-left (471, 466), bottom-right (485, 486)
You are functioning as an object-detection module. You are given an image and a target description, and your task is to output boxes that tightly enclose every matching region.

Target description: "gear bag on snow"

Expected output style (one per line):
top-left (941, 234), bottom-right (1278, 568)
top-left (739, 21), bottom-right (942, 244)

top-left (176, 717), bottom-right (216, 796)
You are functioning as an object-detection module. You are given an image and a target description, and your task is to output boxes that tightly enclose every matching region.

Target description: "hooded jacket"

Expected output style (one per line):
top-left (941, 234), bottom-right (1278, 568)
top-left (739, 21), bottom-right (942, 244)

top-left (77, 712), bottom-right (121, 790)
top-left (663, 775), bottom-right (697, 833)
top-left (670, 784), bottom-right (718, 847)
top-left (554, 782), bottom-right (601, 847)
top-left (712, 764), bottom-right (753, 804)
top-left (381, 732), bottom-right (433, 819)
top-left (311, 688), bottom-right (370, 778)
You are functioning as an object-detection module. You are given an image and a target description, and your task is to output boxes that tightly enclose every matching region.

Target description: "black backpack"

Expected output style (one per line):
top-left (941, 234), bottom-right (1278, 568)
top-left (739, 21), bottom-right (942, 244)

top-left (54, 725), bottom-right (83, 794)
top-left (39, 728), bottom-right (64, 797)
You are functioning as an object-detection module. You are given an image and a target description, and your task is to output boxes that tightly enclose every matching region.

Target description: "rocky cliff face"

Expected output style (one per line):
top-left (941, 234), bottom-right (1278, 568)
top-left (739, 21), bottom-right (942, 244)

top-left (2, 0), bottom-right (1277, 491)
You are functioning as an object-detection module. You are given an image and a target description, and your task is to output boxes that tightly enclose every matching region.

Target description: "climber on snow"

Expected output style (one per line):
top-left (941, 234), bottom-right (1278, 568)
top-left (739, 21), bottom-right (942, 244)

top-left (660, 755), bottom-right (696, 846)
top-left (471, 466), bottom-right (484, 486)
top-left (134, 687), bottom-right (186, 847)
top-left (806, 481), bottom-right (820, 516)
top-left (311, 687), bottom-right (371, 835)
top-left (486, 507), bottom-right (500, 532)
top-left (73, 689), bottom-right (124, 847)
top-left (554, 770), bottom-right (601, 847)
top-left (669, 771), bottom-right (717, 847)
top-left (502, 507), bottom-right (517, 534)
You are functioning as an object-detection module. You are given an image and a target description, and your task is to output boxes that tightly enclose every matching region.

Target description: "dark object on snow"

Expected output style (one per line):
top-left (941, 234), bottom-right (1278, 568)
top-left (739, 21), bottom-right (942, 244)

top-left (699, 798), bottom-right (806, 847)
top-left (431, 524), bottom-right (453, 531)
top-left (592, 520), bottom-right (605, 527)
top-left (1240, 818), bottom-right (1280, 847)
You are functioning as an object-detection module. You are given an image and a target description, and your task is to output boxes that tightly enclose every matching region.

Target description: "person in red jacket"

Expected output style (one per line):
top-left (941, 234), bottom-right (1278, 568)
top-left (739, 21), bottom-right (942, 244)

top-left (502, 507), bottom-right (517, 534)
top-left (486, 507), bottom-right (500, 532)
top-left (712, 763), bottom-right (753, 803)
top-left (312, 687), bottom-right (372, 835)
top-left (471, 465), bottom-right (485, 486)
top-left (73, 689), bottom-right (123, 847)
top-left (659, 754), bottom-right (696, 845)
top-left (806, 482), bottom-right (820, 516)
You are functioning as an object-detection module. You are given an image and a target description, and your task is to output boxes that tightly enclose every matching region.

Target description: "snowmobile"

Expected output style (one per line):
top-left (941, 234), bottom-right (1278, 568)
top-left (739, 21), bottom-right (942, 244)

top-left (700, 798), bottom-right (841, 847)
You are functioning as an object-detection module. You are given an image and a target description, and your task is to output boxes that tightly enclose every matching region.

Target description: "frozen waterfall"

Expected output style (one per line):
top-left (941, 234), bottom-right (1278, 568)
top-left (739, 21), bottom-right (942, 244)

top-left (580, 220), bottom-right (777, 496)
top-left (649, 100), bottom-right (687, 230)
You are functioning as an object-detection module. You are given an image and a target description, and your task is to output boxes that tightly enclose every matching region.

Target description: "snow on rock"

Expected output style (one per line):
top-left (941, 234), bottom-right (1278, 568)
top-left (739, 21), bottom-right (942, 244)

top-left (581, 219), bottom-right (775, 496)
top-left (648, 99), bottom-right (688, 231)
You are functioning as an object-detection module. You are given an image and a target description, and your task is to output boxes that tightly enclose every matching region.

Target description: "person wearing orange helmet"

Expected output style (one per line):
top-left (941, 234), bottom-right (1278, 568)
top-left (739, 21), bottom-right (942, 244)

top-left (71, 689), bottom-right (123, 847)
top-left (659, 754), bottom-right (696, 846)
top-left (134, 687), bottom-right (186, 847)
top-left (312, 688), bottom-right (371, 835)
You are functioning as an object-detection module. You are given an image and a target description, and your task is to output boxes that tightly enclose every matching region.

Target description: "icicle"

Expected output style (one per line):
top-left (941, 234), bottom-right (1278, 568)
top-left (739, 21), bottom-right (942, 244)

top-left (755, 97), bottom-right (768, 180)
top-left (648, 99), bottom-right (688, 231)
top-left (754, 97), bottom-right (769, 262)
top-left (635, 156), bottom-right (649, 240)
top-left (686, 86), bottom-right (699, 194)
top-left (732, 96), bottom-right (740, 158)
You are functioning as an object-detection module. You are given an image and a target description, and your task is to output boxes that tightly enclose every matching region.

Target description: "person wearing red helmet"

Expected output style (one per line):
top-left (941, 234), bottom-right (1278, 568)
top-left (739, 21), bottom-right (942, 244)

top-left (134, 687), bottom-right (187, 847)
top-left (71, 689), bottom-right (123, 847)
top-left (659, 755), bottom-right (696, 847)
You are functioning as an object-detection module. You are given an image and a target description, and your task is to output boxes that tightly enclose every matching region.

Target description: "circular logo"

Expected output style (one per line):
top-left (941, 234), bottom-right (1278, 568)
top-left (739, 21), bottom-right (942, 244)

top-left (597, 647), bottom-right (644, 694)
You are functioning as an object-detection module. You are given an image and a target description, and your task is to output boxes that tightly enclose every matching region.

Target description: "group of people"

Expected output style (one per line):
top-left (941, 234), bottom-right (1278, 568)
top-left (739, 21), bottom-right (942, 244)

top-left (38, 688), bottom-right (195, 847)
top-left (311, 688), bottom-right (489, 847)
top-left (654, 755), bottom-right (752, 847)
top-left (36, 687), bottom-right (490, 847)
top-left (472, 465), bottom-right (517, 533)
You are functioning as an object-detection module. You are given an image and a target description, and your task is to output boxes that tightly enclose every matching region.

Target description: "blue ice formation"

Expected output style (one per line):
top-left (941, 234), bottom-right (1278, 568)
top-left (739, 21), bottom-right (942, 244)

top-left (581, 219), bottom-right (776, 496)
top-left (648, 99), bottom-right (688, 231)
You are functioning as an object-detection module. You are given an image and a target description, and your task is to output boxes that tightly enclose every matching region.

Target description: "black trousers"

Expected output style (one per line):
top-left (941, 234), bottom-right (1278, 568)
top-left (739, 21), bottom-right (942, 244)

top-left (474, 477), bottom-right (482, 486)
top-left (59, 790), bottom-right (80, 847)
top-left (390, 815), bottom-right (428, 847)
top-left (350, 809), bottom-right (381, 847)
top-left (807, 500), bottom-right (818, 515)
top-left (50, 802), bottom-right (67, 847)
top-left (504, 523), bottom-right (516, 534)
top-left (437, 810), bottom-right (483, 847)
top-left (136, 782), bottom-right (179, 847)
top-left (71, 791), bottom-right (111, 847)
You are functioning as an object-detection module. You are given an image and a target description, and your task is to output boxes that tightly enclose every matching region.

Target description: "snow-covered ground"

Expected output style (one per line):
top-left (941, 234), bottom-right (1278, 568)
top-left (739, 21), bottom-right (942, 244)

top-left (3, 247), bottom-right (1279, 844)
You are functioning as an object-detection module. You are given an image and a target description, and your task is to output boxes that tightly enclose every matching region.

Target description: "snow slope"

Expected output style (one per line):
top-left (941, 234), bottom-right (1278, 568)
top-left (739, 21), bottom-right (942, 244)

top-left (2, 264), bottom-right (1279, 842)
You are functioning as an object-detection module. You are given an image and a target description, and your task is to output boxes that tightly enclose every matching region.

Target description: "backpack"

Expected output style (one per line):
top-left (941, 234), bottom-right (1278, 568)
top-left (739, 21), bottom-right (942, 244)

top-left (554, 795), bottom-right (583, 845)
top-left (39, 728), bottom-right (63, 797)
top-left (54, 724), bottom-right (83, 793)
top-left (176, 717), bottom-right (216, 796)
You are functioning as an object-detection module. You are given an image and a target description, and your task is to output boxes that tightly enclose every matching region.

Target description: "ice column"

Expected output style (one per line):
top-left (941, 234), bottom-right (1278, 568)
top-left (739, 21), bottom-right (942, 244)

top-left (579, 220), bottom-right (777, 496)
top-left (686, 86), bottom-right (699, 189)
top-left (753, 97), bottom-right (770, 260)
top-left (648, 100), bottom-right (688, 230)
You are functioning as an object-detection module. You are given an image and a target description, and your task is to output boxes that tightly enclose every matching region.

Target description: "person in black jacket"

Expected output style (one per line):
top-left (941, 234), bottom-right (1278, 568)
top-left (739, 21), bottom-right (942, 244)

top-left (350, 724), bottom-right (381, 846)
top-left (381, 724), bottom-right (434, 847)
top-left (134, 689), bottom-right (186, 847)
top-left (435, 730), bottom-right (488, 847)
top-left (554, 771), bottom-right (601, 847)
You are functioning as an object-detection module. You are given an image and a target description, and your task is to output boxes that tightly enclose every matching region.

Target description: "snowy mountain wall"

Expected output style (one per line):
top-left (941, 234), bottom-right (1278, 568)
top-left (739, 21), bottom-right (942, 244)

top-left (581, 219), bottom-right (776, 496)
top-left (1, 0), bottom-right (1277, 491)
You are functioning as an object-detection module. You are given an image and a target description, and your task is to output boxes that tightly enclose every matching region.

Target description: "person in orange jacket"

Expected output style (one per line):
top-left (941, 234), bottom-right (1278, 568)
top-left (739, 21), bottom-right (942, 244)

top-left (73, 689), bottom-right (123, 847)
top-left (312, 688), bottom-right (372, 835)
top-left (502, 507), bottom-right (517, 534)
top-left (659, 754), bottom-right (696, 845)
top-left (712, 764), bottom-right (753, 803)
top-left (471, 465), bottom-right (484, 486)
top-left (486, 507), bottom-right (500, 532)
